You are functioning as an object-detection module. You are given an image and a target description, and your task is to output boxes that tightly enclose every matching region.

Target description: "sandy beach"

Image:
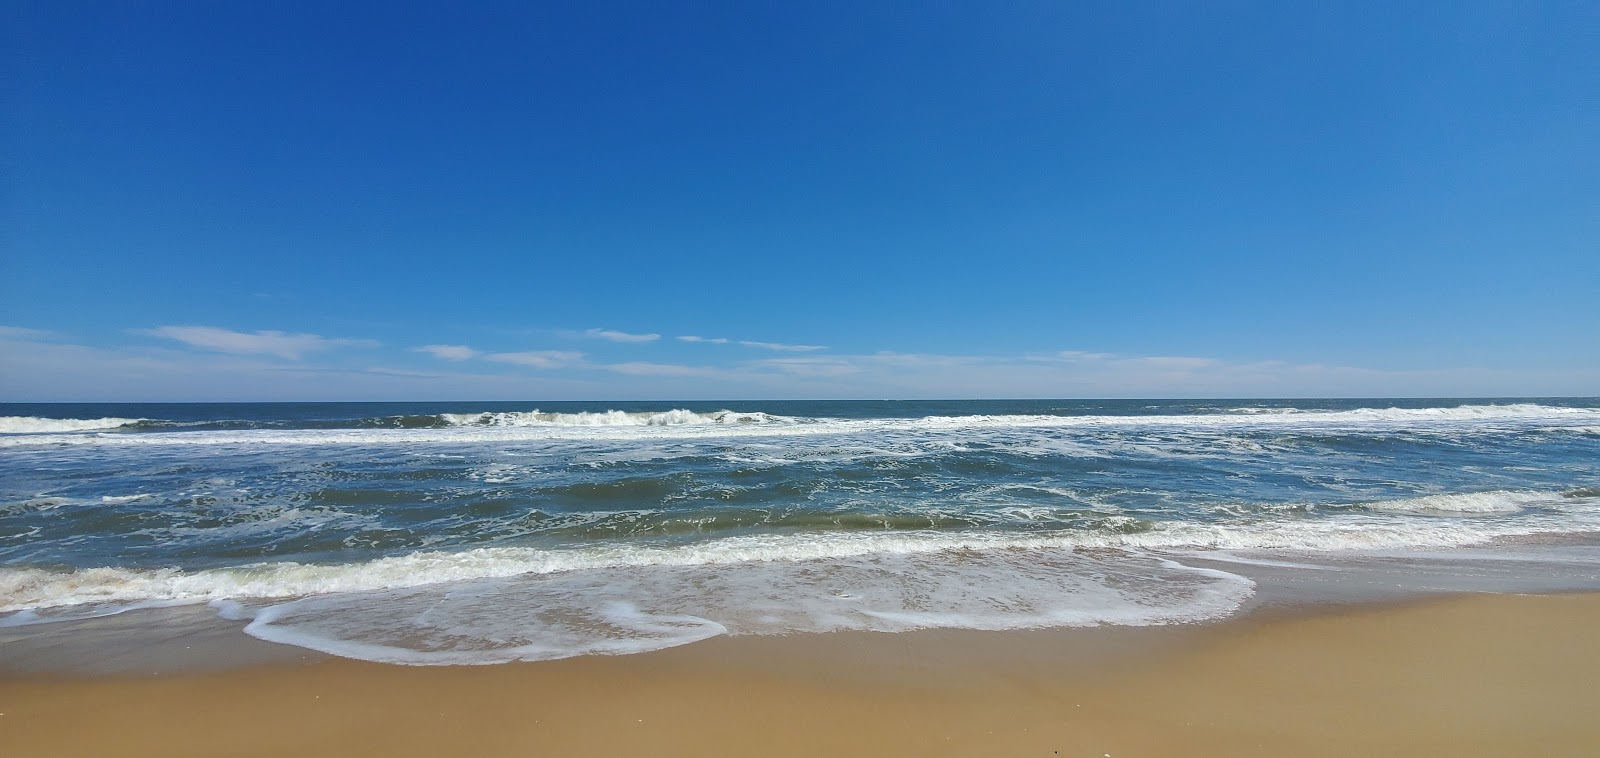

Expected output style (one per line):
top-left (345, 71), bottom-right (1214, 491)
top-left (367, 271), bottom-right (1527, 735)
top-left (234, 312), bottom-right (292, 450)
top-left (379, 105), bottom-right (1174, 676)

top-left (3, 592), bottom-right (1596, 757)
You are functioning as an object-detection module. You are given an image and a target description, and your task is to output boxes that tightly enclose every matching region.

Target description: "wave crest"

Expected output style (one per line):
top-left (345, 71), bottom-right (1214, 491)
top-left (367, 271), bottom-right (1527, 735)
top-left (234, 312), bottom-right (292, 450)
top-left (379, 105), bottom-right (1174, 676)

top-left (437, 409), bottom-right (785, 427)
top-left (0, 416), bottom-right (144, 434)
top-left (1364, 491), bottom-right (1551, 514)
top-left (4, 487), bottom-right (1593, 614)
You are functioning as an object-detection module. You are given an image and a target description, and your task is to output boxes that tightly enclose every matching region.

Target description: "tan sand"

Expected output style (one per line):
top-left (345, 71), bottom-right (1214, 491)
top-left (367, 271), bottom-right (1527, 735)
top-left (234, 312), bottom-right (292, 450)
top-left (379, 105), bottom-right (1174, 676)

top-left (2, 592), bottom-right (1596, 757)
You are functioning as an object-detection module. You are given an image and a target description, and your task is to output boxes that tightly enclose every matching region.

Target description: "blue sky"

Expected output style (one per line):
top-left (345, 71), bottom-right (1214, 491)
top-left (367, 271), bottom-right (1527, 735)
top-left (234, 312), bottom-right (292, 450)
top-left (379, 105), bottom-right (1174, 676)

top-left (3, 2), bottom-right (1596, 401)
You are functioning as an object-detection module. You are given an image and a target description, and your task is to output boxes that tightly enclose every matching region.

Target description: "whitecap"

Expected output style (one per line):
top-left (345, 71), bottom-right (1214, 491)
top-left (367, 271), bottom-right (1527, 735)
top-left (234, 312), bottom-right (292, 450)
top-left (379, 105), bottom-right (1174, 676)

top-left (0, 416), bottom-right (144, 434)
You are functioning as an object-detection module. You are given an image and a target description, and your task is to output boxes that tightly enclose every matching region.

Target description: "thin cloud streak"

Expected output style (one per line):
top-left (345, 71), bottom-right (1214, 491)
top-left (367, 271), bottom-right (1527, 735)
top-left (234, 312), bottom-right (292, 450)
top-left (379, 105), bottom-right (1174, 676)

top-left (603, 361), bottom-right (722, 377)
top-left (754, 356), bottom-right (861, 377)
top-left (0, 329), bottom-right (602, 401)
top-left (137, 326), bottom-right (377, 360)
top-left (739, 340), bottom-right (827, 352)
top-left (0, 325), bottom-right (55, 340)
top-left (582, 328), bottom-right (660, 343)
top-left (4, 328), bottom-right (1596, 400)
top-left (485, 350), bottom-right (586, 369)
top-left (412, 344), bottom-right (479, 361)
top-left (678, 335), bottom-right (827, 352)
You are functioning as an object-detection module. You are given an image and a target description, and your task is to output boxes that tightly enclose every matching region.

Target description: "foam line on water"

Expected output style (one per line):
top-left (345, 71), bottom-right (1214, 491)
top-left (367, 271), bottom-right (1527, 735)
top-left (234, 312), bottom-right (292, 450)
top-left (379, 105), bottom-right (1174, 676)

top-left (2, 488), bottom-right (1593, 614)
top-left (0, 599), bottom-right (196, 628)
top-left (0, 416), bottom-right (145, 434)
top-left (220, 549), bottom-right (1255, 665)
top-left (438, 409), bottom-right (785, 427)
top-left (1363, 491), bottom-right (1552, 513)
top-left (2, 403), bottom-right (1596, 449)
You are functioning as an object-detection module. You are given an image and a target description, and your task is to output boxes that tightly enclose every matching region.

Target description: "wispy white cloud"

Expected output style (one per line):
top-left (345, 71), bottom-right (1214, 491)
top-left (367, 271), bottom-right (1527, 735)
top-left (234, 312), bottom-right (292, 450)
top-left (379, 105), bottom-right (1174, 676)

top-left (0, 325), bottom-right (55, 341)
top-left (603, 361), bottom-right (722, 377)
top-left (412, 344), bottom-right (479, 361)
top-left (364, 367), bottom-right (453, 378)
top-left (677, 334), bottom-right (826, 352)
top-left (0, 332), bottom-right (606, 402)
top-left (736, 348), bottom-right (1548, 398)
top-left (755, 356), bottom-right (862, 377)
top-left (739, 340), bottom-right (827, 352)
top-left (5, 327), bottom-right (1596, 401)
top-left (1127, 356), bottom-right (1219, 370)
top-left (137, 326), bottom-right (377, 360)
top-left (1056, 350), bottom-right (1115, 362)
top-left (582, 328), bottom-right (660, 343)
top-left (485, 350), bottom-right (586, 369)
top-left (1050, 350), bottom-right (1219, 370)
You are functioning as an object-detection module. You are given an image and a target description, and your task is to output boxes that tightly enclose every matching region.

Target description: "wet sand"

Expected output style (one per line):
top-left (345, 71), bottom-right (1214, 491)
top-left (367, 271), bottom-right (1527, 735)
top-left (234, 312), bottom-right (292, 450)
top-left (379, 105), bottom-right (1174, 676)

top-left (2, 592), bottom-right (1597, 757)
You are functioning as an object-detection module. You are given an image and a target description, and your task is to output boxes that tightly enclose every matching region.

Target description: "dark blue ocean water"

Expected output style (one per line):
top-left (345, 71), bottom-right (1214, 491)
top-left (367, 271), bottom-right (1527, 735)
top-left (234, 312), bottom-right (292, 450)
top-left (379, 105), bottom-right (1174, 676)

top-left (3, 399), bottom-right (1598, 663)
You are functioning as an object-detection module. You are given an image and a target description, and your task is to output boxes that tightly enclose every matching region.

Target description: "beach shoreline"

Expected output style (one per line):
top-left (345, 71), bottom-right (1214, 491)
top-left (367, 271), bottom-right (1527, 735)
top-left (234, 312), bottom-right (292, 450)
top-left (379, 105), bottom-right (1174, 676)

top-left (4, 591), bottom-right (1597, 757)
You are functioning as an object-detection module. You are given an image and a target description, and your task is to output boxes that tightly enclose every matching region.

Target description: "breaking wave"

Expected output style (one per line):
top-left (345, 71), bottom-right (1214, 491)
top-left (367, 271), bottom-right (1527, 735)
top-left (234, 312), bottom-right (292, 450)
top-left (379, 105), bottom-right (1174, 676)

top-left (4, 488), bottom-right (1592, 614)
top-left (1364, 491), bottom-right (1552, 514)
top-left (1, 403), bottom-right (1595, 450)
top-left (0, 416), bottom-right (144, 434)
top-left (437, 409), bottom-right (785, 427)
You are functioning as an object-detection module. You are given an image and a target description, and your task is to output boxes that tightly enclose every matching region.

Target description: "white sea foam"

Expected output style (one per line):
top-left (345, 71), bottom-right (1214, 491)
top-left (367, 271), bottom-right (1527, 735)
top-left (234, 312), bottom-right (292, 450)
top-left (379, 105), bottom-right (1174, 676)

top-left (1364, 491), bottom-right (1549, 514)
top-left (0, 599), bottom-right (196, 628)
top-left (221, 549), bottom-right (1254, 664)
top-left (904, 403), bottom-right (1600, 429)
top-left (0, 416), bottom-right (143, 434)
top-left (144, 506), bottom-right (378, 541)
top-left (0, 534), bottom-right (1259, 665)
top-left (5, 487), bottom-right (1598, 664)
top-left (3, 489), bottom-right (1592, 614)
top-left (438, 409), bottom-right (785, 427)
top-left (0, 497), bottom-right (72, 515)
top-left (2, 403), bottom-right (1594, 449)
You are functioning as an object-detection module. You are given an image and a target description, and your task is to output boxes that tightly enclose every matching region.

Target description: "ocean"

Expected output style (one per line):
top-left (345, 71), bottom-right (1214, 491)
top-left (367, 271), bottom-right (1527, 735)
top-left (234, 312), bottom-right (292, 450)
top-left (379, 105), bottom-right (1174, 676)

top-left (3, 399), bottom-right (1599, 665)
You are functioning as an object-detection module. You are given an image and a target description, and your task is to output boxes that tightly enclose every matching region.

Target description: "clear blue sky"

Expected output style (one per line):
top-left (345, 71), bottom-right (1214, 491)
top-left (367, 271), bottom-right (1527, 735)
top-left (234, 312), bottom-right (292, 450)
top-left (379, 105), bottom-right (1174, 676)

top-left (3, 2), bottom-right (1596, 400)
